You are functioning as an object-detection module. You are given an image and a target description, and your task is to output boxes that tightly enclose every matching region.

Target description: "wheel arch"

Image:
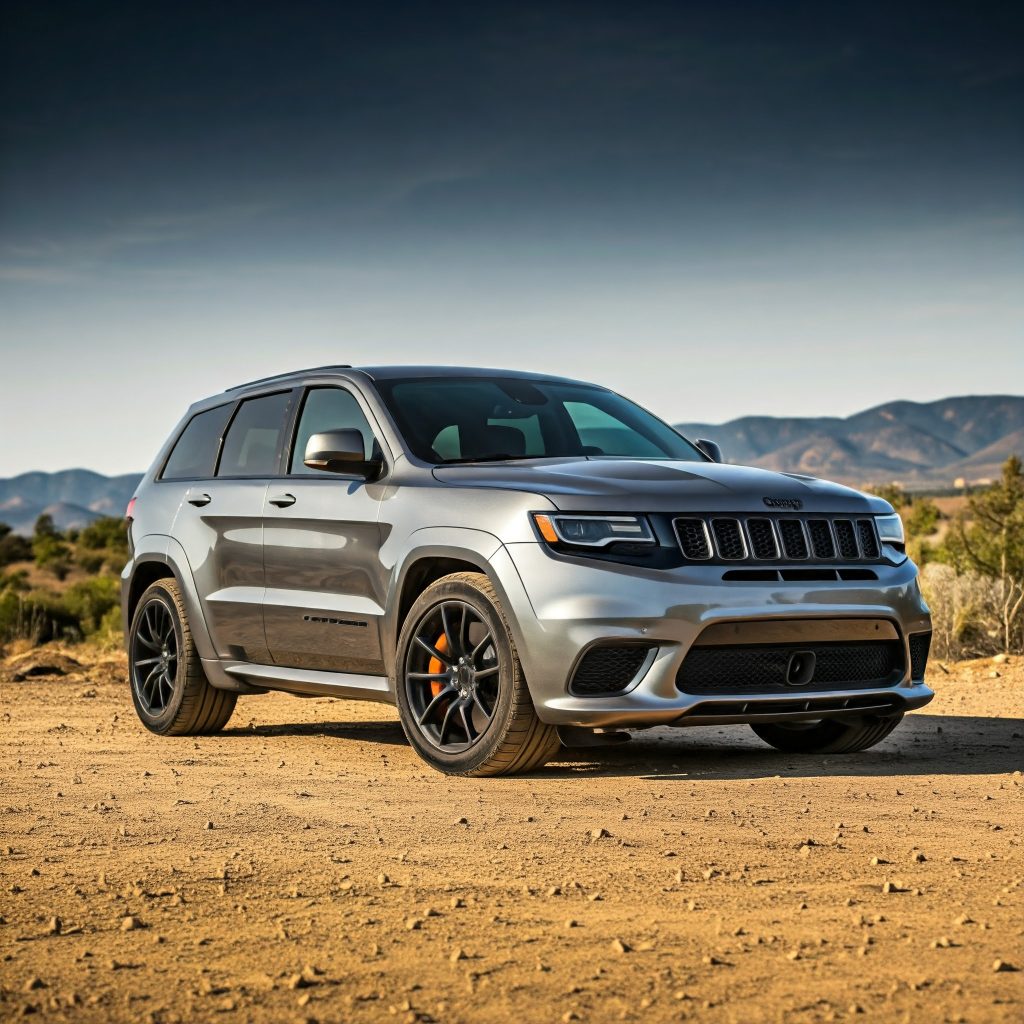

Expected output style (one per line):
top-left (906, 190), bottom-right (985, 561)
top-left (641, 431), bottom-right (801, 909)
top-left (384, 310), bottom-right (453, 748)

top-left (122, 536), bottom-right (217, 661)
top-left (384, 529), bottom-right (515, 678)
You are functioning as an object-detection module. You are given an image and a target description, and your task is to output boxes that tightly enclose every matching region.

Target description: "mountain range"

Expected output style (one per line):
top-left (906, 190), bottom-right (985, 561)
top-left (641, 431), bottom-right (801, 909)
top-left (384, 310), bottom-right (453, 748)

top-left (0, 470), bottom-right (142, 536)
top-left (0, 396), bottom-right (1020, 534)
top-left (677, 395), bottom-right (1024, 490)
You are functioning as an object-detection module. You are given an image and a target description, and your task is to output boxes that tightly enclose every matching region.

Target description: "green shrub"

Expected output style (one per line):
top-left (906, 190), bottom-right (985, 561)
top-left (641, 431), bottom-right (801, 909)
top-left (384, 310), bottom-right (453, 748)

top-left (61, 577), bottom-right (121, 636)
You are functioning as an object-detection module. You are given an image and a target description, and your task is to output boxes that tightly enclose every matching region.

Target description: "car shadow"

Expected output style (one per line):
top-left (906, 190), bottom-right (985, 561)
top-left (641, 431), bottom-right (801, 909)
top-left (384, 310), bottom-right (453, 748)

top-left (544, 713), bottom-right (1024, 780)
top-left (221, 712), bottom-right (1023, 779)
top-left (222, 719), bottom-right (410, 746)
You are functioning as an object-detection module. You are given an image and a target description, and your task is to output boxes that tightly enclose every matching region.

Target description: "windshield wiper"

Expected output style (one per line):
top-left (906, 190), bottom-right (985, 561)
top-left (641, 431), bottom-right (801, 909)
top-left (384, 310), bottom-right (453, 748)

top-left (438, 453), bottom-right (533, 465)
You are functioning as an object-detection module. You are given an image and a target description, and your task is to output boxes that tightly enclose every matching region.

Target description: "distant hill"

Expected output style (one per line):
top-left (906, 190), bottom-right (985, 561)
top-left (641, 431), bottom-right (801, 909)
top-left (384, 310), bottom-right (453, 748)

top-left (0, 470), bottom-right (142, 535)
top-left (676, 395), bottom-right (1024, 489)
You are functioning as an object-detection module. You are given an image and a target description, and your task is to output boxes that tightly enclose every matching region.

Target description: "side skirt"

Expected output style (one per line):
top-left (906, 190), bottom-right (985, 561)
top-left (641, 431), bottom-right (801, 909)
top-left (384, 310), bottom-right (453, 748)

top-left (211, 659), bottom-right (396, 703)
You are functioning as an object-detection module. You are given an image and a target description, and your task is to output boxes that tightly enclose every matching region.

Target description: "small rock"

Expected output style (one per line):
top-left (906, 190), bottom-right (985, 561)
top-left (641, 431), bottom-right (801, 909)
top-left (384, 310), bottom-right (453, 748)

top-left (405, 917), bottom-right (423, 931)
top-left (46, 917), bottom-right (61, 936)
top-left (591, 828), bottom-right (611, 840)
top-left (611, 938), bottom-right (630, 953)
top-left (286, 973), bottom-right (310, 990)
top-left (120, 915), bottom-right (143, 932)
top-left (23, 977), bottom-right (46, 992)
top-left (204, 821), bottom-right (214, 830)
top-left (449, 948), bottom-right (466, 962)
top-left (993, 959), bottom-right (1018, 972)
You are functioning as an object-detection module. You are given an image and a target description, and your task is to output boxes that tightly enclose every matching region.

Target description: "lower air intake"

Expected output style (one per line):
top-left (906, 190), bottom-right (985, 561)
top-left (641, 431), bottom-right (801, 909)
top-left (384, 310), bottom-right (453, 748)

top-left (677, 640), bottom-right (903, 695)
top-left (569, 645), bottom-right (652, 696)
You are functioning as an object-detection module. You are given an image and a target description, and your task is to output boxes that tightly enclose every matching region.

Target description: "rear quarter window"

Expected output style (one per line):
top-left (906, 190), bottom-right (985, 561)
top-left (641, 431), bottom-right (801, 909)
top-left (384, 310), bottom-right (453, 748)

top-left (161, 404), bottom-right (234, 480)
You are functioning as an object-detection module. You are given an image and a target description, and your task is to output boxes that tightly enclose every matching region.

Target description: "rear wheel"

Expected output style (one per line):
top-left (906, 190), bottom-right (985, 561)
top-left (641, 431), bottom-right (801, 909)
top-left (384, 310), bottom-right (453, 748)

top-left (128, 579), bottom-right (236, 735)
top-left (750, 713), bottom-right (904, 754)
top-left (395, 572), bottom-right (560, 776)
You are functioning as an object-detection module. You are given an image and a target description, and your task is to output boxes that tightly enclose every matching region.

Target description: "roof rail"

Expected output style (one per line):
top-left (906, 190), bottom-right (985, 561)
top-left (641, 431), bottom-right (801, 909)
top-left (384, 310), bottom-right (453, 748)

top-left (225, 365), bottom-right (353, 392)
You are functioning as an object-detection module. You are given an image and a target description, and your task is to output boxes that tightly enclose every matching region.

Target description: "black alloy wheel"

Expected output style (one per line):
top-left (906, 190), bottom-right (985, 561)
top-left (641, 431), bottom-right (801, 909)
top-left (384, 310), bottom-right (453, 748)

top-left (131, 599), bottom-right (179, 714)
top-left (395, 572), bottom-right (561, 776)
top-left (404, 600), bottom-right (500, 752)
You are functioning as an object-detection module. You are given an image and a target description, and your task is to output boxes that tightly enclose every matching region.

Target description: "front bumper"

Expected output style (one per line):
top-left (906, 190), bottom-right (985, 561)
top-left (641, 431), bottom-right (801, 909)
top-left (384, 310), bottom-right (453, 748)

top-left (493, 542), bottom-right (933, 728)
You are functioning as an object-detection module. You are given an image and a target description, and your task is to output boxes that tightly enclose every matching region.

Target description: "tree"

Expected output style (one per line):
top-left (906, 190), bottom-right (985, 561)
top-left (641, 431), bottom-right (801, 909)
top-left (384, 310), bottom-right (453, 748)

top-left (32, 514), bottom-right (72, 581)
top-left (0, 522), bottom-right (32, 567)
top-left (943, 455), bottom-right (1024, 653)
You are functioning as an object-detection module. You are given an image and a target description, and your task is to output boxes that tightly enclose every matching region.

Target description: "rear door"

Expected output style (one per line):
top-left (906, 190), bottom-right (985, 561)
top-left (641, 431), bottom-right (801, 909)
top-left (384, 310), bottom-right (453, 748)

top-left (169, 389), bottom-right (296, 665)
top-left (262, 384), bottom-right (388, 674)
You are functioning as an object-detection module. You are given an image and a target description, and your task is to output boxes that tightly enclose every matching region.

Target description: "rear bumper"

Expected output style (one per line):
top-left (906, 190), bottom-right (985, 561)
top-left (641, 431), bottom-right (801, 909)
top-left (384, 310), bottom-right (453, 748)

top-left (493, 542), bottom-right (933, 728)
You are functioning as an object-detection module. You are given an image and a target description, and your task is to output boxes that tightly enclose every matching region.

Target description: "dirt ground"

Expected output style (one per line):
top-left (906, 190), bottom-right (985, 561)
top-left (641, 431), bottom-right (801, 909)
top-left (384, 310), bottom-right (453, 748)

top-left (1, 646), bottom-right (1021, 1024)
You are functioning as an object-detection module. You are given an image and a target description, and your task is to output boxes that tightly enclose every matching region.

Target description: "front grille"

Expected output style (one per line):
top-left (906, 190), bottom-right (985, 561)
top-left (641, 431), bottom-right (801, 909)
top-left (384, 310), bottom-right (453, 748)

top-left (807, 519), bottom-right (836, 559)
top-left (570, 645), bottom-right (651, 696)
top-left (675, 518), bottom-right (711, 559)
top-left (711, 519), bottom-right (745, 559)
top-left (833, 519), bottom-right (859, 559)
top-left (908, 632), bottom-right (931, 680)
top-left (674, 514), bottom-right (883, 565)
top-left (747, 518), bottom-right (779, 559)
top-left (778, 520), bottom-right (809, 559)
top-left (857, 519), bottom-right (880, 558)
top-left (677, 640), bottom-right (903, 695)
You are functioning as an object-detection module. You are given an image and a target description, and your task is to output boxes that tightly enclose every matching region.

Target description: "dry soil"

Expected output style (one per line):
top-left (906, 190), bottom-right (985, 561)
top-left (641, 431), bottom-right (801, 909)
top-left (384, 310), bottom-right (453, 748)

top-left (1, 646), bottom-right (1021, 1024)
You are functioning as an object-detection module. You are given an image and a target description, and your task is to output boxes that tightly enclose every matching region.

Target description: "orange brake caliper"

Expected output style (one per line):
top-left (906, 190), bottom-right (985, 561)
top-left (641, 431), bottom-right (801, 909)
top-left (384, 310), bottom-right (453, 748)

top-left (428, 633), bottom-right (448, 697)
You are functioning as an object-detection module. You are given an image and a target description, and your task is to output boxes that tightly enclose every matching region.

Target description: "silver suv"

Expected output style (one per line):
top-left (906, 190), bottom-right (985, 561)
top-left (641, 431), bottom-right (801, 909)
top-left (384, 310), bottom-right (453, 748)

top-left (121, 365), bottom-right (933, 776)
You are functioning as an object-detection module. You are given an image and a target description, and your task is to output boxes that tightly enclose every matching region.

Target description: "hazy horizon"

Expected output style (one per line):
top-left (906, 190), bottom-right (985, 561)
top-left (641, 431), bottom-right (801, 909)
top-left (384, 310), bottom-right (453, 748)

top-left (2, 2), bottom-right (1021, 476)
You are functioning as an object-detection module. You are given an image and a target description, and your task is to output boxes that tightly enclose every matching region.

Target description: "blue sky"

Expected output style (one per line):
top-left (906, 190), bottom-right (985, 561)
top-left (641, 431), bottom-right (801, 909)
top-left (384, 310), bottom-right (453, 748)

top-left (1, 1), bottom-right (1021, 476)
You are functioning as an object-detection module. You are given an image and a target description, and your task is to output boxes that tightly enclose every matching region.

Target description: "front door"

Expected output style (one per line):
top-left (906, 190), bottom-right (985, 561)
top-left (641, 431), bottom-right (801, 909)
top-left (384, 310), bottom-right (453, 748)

top-left (262, 385), bottom-right (388, 674)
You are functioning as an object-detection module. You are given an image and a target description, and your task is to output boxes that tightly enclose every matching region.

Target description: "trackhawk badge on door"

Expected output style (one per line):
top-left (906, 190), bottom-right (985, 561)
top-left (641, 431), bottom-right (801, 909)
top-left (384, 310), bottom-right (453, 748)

top-left (763, 496), bottom-right (803, 510)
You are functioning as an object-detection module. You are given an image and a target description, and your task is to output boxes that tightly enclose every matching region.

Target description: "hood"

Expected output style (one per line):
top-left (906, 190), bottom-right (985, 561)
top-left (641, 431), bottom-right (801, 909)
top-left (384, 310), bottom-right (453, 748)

top-left (431, 458), bottom-right (890, 514)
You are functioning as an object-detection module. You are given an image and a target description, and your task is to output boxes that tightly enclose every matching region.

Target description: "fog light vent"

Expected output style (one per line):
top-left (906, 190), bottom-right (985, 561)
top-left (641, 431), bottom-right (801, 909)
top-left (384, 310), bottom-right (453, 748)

top-left (908, 632), bottom-right (931, 680)
top-left (569, 645), bottom-right (652, 696)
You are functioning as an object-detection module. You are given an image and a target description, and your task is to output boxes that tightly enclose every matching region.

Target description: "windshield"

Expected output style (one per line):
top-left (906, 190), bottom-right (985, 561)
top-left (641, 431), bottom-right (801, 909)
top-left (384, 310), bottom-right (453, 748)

top-left (374, 377), bottom-right (706, 464)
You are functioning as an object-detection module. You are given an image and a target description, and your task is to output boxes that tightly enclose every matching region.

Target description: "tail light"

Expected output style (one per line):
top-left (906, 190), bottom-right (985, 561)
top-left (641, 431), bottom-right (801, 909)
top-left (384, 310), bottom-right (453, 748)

top-left (126, 497), bottom-right (137, 522)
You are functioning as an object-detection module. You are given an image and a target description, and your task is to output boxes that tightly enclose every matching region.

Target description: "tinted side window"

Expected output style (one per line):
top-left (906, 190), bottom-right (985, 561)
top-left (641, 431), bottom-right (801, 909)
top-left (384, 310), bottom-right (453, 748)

top-left (162, 404), bottom-right (234, 480)
top-left (217, 392), bottom-right (292, 477)
top-left (290, 387), bottom-right (374, 473)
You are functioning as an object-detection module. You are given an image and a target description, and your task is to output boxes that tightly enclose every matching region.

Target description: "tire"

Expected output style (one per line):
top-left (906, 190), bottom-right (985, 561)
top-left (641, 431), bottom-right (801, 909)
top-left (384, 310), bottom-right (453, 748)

top-left (750, 713), bottom-right (904, 754)
top-left (128, 579), bottom-right (236, 736)
top-left (395, 572), bottom-right (561, 776)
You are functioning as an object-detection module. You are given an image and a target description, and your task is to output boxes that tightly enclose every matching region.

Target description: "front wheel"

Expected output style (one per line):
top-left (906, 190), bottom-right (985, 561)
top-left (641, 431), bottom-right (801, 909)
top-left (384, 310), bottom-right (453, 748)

top-left (395, 572), bottom-right (560, 776)
top-left (750, 713), bottom-right (904, 754)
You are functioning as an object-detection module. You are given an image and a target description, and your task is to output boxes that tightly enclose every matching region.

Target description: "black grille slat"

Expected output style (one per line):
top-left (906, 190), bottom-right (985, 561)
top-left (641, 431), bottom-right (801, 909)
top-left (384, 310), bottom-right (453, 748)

top-left (711, 519), bottom-right (745, 560)
top-left (857, 519), bottom-right (880, 559)
top-left (908, 632), bottom-right (931, 680)
top-left (677, 640), bottom-right (903, 695)
top-left (747, 518), bottom-right (779, 559)
top-left (833, 519), bottom-right (859, 559)
top-left (807, 519), bottom-right (836, 559)
top-left (570, 645), bottom-right (651, 696)
top-left (778, 520), bottom-right (809, 559)
top-left (675, 518), bottom-right (711, 560)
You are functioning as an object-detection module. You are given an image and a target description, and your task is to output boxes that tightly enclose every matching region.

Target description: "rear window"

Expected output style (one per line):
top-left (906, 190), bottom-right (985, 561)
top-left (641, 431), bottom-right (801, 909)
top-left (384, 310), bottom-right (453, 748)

top-left (217, 391), bottom-right (292, 477)
top-left (161, 404), bottom-right (234, 480)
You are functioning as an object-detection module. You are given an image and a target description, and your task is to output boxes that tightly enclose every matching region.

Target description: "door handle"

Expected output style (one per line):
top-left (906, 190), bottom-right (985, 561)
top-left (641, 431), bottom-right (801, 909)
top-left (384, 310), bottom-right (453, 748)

top-left (268, 493), bottom-right (296, 508)
top-left (187, 492), bottom-right (212, 507)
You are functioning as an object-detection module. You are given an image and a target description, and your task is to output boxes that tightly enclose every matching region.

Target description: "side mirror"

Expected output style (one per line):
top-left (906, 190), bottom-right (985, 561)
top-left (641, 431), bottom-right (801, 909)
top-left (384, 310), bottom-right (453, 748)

top-left (303, 430), bottom-right (381, 478)
top-left (695, 438), bottom-right (724, 463)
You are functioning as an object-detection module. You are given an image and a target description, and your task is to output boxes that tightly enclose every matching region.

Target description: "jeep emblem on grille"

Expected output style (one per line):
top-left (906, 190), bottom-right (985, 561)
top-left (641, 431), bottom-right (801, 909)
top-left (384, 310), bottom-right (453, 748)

top-left (763, 496), bottom-right (803, 510)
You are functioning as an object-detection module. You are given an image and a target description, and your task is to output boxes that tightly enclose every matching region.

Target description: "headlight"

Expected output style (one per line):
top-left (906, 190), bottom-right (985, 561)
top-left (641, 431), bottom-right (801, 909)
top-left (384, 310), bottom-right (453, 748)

top-left (875, 513), bottom-right (905, 545)
top-left (532, 513), bottom-right (655, 548)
